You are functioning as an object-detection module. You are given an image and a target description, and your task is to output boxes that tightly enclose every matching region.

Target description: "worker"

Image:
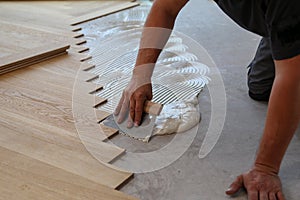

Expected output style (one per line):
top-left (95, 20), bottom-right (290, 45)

top-left (114, 0), bottom-right (300, 199)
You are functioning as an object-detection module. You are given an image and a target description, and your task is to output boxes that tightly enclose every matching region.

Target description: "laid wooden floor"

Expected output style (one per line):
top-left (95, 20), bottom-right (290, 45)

top-left (0, 1), bottom-right (139, 199)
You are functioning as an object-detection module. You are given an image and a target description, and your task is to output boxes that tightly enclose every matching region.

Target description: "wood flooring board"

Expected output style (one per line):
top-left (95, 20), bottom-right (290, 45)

top-left (96, 109), bottom-right (112, 123)
top-left (72, 46), bottom-right (89, 53)
top-left (73, 32), bottom-right (84, 38)
top-left (0, 147), bottom-right (138, 200)
top-left (0, 124), bottom-right (132, 189)
top-left (0, 85), bottom-right (78, 137)
top-left (71, 26), bottom-right (82, 32)
top-left (82, 64), bottom-right (96, 71)
top-left (0, 108), bottom-right (123, 163)
top-left (100, 124), bottom-right (120, 140)
top-left (70, 1), bottom-right (139, 25)
top-left (0, 44), bottom-right (70, 68)
top-left (0, 52), bottom-right (69, 75)
top-left (0, 51), bottom-right (69, 75)
top-left (1, 72), bottom-right (105, 109)
top-left (1, 62), bottom-right (81, 89)
top-left (0, 81), bottom-right (111, 141)
top-left (75, 39), bottom-right (87, 45)
top-left (72, 104), bottom-right (117, 139)
top-left (0, 3), bottom-right (70, 34)
top-left (78, 47), bottom-right (90, 53)
top-left (0, 77), bottom-right (118, 140)
top-left (0, 21), bottom-right (69, 59)
top-left (77, 71), bottom-right (98, 82)
top-left (0, 21), bottom-right (70, 75)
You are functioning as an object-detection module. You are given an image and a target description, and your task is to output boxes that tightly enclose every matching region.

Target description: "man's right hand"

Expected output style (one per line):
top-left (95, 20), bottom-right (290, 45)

top-left (114, 76), bottom-right (152, 128)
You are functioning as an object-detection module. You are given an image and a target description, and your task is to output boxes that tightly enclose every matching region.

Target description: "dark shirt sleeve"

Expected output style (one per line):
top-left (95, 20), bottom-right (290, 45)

top-left (215, 0), bottom-right (300, 60)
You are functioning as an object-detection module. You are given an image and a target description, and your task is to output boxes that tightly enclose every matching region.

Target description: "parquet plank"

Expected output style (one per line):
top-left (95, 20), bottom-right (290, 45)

top-left (0, 80), bottom-right (111, 138)
top-left (70, 1), bottom-right (139, 25)
top-left (0, 147), bottom-right (138, 200)
top-left (0, 123), bottom-right (131, 189)
top-left (0, 22), bottom-right (70, 74)
top-left (0, 108), bottom-right (123, 163)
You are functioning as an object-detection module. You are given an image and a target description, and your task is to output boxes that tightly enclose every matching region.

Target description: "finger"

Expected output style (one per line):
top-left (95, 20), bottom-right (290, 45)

top-left (127, 114), bottom-right (134, 128)
top-left (259, 191), bottom-right (268, 200)
top-left (134, 97), bottom-right (145, 127)
top-left (128, 99), bottom-right (135, 128)
top-left (146, 89), bottom-right (153, 100)
top-left (269, 192), bottom-right (276, 200)
top-left (248, 190), bottom-right (258, 200)
top-left (276, 191), bottom-right (286, 200)
top-left (114, 93), bottom-right (125, 115)
top-left (117, 99), bottom-right (129, 124)
top-left (226, 175), bottom-right (244, 195)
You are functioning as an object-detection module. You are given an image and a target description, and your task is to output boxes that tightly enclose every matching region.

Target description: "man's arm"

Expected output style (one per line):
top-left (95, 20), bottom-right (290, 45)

top-left (227, 55), bottom-right (300, 200)
top-left (115, 0), bottom-right (188, 127)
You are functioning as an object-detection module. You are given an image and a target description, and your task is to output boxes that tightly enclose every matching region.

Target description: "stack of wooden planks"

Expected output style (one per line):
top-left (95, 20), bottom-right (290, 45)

top-left (0, 21), bottom-right (70, 75)
top-left (0, 1), bottom-right (139, 199)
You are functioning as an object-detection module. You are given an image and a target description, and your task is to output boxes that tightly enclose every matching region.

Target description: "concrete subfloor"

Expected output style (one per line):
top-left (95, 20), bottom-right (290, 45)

top-left (82, 0), bottom-right (300, 199)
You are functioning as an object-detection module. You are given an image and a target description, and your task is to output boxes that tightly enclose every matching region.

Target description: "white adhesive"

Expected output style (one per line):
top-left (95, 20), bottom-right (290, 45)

top-left (153, 97), bottom-right (201, 136)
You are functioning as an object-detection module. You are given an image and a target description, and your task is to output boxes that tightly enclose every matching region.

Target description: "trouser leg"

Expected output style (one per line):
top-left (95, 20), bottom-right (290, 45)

top-left (247, 37), bottom-right (275, 101)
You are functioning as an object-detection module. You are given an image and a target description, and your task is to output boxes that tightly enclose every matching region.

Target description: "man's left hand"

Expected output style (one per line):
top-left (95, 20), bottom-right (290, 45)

top-left (226, 168), bottom-right (285, 200)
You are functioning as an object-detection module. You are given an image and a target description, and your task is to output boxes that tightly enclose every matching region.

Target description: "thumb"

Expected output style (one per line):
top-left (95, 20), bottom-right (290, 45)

top-left (226, 175), bottom-right (244, 195)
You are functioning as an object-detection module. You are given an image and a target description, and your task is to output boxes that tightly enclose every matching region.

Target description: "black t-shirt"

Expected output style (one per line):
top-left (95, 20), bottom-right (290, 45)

top-left (215, 0), bottom-right (300, 60)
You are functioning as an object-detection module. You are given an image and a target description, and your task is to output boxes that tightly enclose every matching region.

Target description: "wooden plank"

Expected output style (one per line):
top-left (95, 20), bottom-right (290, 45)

top-left (0, 50), bottom-right (67, 72)
top-left (0, 147), bottom-right (138, 200)
top-left (70, 1), bottom-right (139, 25)
top-left (0, 72), bottom-right (105, 109)
top-left (0, 57), bottom-right (102, 93)
top-left (0, 84), bottom-right (82, 138)
top-left (0, 108), bottom-right (124, 163)
top-left (71, 45), bottom-right (89, 53)
top-left (73, 32), bottom-right (84, 38)
top-left (96, 109), bottom-right (112, 123)
top-left (0, 21), bottom-right (70, 75)
top-left (0, 43), bottom-right (70, 72)
top-left (79, 54), bottom-right (92, 62)
top-left (0, 80), bottom-right (106, 132)
top-left (82, 64), bottom-right (96, 71)
top-left (0, 124), bottom-right (133, 189)
top-left (71, 26), bottom-right (82, 32)
top-left (0, 3), bottom-right (71, 35)
top-left (0, 21), bottom-right (68, 58)
top-left (75, 39), bottom-right (87, 45)
top-left (0, 51), bottom-right (69, 75)
top-left (78, 71), bottom-right (98, 82)
top-left (0, 77), bottom-right (117, 140)
top-left (100, 124), bottom-right (119, 140)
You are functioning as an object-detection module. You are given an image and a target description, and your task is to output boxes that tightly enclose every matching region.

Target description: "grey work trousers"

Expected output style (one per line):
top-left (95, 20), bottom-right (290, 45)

top-left (247, 37), bottom-right (275, 101)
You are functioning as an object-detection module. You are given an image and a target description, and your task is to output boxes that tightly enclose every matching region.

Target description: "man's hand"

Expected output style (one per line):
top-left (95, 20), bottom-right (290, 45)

top-left (226, 167), bottom-right (285, 200)
top-left (114, 76), bottom-right (152, 128)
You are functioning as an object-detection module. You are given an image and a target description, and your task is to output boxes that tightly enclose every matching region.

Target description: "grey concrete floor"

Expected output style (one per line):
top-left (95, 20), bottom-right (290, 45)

top-left (82, 0), bottom-right (300, 199)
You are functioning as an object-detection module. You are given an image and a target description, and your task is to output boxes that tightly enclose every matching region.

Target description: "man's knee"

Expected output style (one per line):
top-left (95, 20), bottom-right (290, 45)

top-left (247, 38), bottom-right (275, 102)
top-left (248, 89), bottom-right (271, 101)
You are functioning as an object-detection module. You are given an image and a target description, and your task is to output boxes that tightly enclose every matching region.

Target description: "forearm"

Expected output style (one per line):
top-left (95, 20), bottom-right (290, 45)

top-left (255, 59), bottom-right (300, 174)
top-left (133, 0), bottom-right (188, 79)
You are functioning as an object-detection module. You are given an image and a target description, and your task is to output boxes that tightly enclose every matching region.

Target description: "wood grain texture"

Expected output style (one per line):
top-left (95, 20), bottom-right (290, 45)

top-left (0, 1), bottom-right (139, 199)
top-left (0, 22), bottom-right (70, 75)
top-left (70, 1), bottom-right (139, 25)
top-left (0, 122), bottom-right (132, 189)
top-left (96, 109), bottom-right (112, 123)
top-left (100, 124), bottom-right (120, 140)
top-left (0, 147), bottom-right (138, 200)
